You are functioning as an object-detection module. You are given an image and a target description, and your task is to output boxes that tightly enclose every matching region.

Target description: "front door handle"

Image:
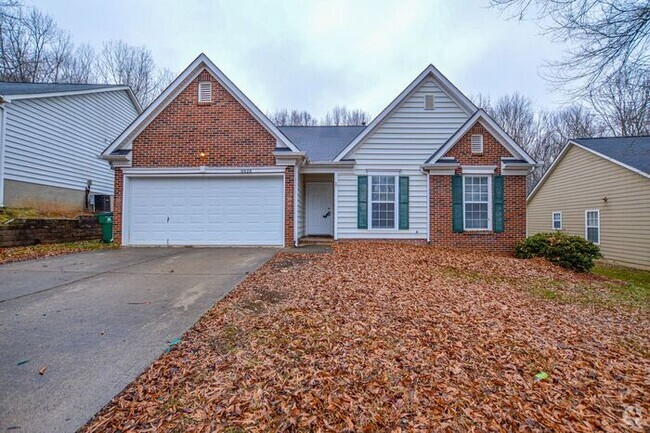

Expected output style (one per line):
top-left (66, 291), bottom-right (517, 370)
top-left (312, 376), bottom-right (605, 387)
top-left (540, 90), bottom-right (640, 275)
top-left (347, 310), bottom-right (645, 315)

top-left (322, 210), bottom-right (331, 218)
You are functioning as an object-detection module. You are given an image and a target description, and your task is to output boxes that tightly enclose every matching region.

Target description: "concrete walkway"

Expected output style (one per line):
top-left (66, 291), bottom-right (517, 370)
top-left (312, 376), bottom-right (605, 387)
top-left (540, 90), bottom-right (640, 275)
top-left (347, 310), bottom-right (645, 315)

top-left (0, 247), bottom-right (277, 433)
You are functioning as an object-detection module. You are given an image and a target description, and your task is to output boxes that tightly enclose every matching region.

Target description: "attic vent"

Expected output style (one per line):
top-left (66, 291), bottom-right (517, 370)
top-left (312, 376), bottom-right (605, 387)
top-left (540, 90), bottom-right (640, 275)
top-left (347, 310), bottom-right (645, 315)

top-left (198, 82), bottom-right (212, 103)
top-left (424, 94), bottom-right (435, 110)
top-left (471, 134), bottom-right (484, 154)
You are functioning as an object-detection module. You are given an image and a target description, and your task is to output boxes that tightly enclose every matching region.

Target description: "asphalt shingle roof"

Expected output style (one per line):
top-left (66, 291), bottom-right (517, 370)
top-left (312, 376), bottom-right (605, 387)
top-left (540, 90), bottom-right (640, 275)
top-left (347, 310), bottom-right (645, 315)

top-left (279, 126), bottom-right (366, 161)
top-left (573, 136), bottom-right (650, 175)
top-left (0, 82), bottom-right (124, 97)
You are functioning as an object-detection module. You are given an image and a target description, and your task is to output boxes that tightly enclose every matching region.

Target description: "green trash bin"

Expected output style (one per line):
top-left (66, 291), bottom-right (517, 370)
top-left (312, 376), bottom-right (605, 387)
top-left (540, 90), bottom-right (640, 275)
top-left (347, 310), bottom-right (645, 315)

top-left (97, 212), bottom-right (114, 243)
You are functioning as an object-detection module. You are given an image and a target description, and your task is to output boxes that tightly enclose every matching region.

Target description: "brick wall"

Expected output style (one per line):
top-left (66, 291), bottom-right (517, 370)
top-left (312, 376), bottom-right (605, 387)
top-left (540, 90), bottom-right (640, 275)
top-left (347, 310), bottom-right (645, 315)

top-left (113, 69), bottom-right (293, 246)
top-left (0, 217), bottom-right (102, 247)
top-left (429, 122), bottom-right (527, 252)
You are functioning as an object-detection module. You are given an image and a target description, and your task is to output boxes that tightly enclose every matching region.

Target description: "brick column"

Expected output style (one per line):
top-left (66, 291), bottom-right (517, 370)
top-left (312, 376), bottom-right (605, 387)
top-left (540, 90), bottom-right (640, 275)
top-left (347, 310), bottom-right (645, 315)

top-left (284, 167), bottom-right (294, 247)
top-left (112, 168), bottom-right (123, 245)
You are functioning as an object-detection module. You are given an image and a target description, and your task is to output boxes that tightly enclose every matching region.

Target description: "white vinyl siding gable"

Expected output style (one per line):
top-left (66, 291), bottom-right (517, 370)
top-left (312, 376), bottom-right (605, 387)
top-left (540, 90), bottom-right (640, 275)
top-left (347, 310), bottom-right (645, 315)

top-left (3, 90), bottom-right (139, 195)
top-left (337, 77), bottom-right (470, 239)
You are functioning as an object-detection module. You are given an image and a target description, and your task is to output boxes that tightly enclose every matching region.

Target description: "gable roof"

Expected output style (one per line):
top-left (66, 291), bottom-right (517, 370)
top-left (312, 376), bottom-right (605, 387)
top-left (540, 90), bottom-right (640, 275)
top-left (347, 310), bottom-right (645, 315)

top-left (0, 82), bottom-right (141, 111)
top-left (424, 109), bottom-right (537, 165)
top-left (528, 136), bottom-right (650, 202)
top-left (279, 126), bottom-right (365, 161)
top-left (102, 53), bottom-right (299, 158)
top-left (332, 64), bottom-right (478, 162)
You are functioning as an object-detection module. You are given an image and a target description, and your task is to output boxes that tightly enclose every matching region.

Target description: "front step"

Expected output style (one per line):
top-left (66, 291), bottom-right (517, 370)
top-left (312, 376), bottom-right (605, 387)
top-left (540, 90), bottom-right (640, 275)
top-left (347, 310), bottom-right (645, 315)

top-left (298, 236), bottom-right (334, 247)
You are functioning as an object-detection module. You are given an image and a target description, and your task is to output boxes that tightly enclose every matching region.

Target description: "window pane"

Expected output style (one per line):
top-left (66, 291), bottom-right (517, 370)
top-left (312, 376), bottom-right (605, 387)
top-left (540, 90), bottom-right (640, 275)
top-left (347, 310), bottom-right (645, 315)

top-left (587, 227), bottom-right (599, 243)
top-left (465, 203), bottom-right (488, 229)
top-left (371, 203), bottom-right (395, 228)
top-left (464, 176), bottom-right (489, 229)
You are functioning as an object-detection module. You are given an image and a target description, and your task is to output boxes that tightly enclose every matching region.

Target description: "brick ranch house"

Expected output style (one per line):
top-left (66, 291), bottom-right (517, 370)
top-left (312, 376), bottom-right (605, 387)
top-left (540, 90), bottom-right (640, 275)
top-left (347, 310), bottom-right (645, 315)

top-left (102, 54), bottom-right (537, 250)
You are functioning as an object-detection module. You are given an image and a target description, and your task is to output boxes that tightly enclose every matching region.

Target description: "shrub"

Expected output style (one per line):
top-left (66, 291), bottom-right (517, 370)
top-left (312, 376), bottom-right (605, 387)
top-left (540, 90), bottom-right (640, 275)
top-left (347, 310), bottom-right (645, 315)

top-left (515, 232), bottom-right (602, 272)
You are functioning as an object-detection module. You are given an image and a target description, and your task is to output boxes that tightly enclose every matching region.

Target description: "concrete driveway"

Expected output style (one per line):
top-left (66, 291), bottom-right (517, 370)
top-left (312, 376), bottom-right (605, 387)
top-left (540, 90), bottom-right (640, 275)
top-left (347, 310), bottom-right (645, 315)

top-left (0, 247), bottom-right (277, 433)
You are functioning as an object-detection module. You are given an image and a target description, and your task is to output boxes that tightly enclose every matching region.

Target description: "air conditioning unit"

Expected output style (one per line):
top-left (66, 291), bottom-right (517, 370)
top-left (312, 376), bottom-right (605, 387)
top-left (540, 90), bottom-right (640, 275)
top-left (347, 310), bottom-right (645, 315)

top-left (93, 195), bottom-right (111, 212)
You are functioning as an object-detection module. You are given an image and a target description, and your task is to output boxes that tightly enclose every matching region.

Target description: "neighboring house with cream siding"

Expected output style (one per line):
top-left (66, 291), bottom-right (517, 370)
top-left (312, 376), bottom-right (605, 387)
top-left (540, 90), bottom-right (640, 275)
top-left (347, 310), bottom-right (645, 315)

top-left (102, 53), bottom-right (537, 249)
top-left (0, 83), bottom-right (141, 212)
top-left (527, 137), bottom-right (650, 270)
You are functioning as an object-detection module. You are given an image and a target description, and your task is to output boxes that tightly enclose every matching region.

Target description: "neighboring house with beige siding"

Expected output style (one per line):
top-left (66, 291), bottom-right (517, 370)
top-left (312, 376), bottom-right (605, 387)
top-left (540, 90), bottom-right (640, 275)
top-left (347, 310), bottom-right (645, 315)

top-left (527, 137), bottom-right (650, 270)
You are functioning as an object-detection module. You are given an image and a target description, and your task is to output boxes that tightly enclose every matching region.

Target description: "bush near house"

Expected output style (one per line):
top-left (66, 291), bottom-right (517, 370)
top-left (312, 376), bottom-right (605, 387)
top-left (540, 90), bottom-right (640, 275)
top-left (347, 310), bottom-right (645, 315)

top-left (515, 232), bottom-right (602, 272)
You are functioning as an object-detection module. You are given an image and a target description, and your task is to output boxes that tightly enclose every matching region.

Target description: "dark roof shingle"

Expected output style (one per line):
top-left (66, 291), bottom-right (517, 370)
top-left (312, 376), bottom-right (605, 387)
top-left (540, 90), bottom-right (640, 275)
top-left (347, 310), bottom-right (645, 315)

top-left (0, 82), bottom-right (124, 97)
top-left (573, 136), bottom-right (650, 175)
top-left (279, 126), bottom-right (365, 161)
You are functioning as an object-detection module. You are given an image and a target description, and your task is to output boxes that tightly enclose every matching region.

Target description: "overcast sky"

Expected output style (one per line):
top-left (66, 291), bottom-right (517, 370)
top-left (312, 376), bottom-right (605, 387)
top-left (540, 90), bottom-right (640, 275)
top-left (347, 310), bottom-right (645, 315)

top-left (30, 0), bottom-right (567, 118)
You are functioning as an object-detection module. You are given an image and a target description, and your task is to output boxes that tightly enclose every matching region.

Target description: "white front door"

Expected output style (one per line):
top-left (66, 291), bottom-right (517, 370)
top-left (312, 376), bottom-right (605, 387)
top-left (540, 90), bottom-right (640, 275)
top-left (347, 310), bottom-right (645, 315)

top-left (306, 182), bottom-right (333, 236)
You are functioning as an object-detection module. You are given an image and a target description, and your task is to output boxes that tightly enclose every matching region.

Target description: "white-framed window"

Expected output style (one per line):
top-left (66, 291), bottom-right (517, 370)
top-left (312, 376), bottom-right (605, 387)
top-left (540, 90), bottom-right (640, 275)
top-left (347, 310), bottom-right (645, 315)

top-left (424, 93), bottom-right (435, 110)
top-left (585, 209), bottom-right (600, 244)
top-left (198, 81), bottom-right (212, 103)
top-left (463, 175), bottom-right (492, 230)
top-left (552, 211), bottom-right (562, 230)
top-left (370, 175), bottom-right (398, 229)
top-left (471, 134), bottom-right (484, 154)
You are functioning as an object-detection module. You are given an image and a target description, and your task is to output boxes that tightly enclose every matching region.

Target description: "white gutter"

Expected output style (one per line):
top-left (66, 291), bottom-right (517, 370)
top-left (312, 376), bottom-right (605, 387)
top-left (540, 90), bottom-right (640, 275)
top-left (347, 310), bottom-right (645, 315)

top-left (0, 101), bottom-right (6, 207)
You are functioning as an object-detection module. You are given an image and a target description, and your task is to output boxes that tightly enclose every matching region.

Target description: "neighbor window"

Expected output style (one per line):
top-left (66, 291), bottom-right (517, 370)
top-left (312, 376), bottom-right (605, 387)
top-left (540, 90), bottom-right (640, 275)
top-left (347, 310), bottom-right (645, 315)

top-left (585, 209), bottom-right (600, 244)
top-left (552, 212), bottom-right (562, 230)
top-left (471, 134), bottom-right (484, 154)
top-left (463, 175), bottom-right (491, 230)
top-left (370, 175), bottom-right (397, 229)
top-left (424, 94), bottom-right (435, 110)
top-left (198, 81), bottom-right (212, 103)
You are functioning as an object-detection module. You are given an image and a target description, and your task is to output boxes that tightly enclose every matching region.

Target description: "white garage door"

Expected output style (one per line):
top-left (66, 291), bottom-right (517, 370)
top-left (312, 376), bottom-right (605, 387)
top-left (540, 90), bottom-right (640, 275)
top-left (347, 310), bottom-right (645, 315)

top-left (126, 176), bottom-right (284, 246)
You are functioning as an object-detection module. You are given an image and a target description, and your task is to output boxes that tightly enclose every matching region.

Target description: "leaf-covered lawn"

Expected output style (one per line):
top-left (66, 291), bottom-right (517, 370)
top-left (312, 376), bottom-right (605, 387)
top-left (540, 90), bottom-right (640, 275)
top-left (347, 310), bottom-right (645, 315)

top-left (0, 240), bottom-right (116, 265)
top-left (82, 243), bottom-right (649, 432)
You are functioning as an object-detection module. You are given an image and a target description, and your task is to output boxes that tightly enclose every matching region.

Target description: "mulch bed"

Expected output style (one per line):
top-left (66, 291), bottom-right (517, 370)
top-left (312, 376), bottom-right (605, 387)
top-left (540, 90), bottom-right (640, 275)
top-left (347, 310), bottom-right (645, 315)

top-left (82, 243), bottom-right (649, 432)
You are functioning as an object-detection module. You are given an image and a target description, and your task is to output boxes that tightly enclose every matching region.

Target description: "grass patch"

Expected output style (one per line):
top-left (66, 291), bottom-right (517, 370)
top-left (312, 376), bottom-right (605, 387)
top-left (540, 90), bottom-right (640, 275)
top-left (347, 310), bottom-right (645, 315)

top-left (0, 240), bottom-right (116, 265)
top-left (526, 266), bottom-right (649, 310)
top-left (592, 264), bottom-right (650, 309)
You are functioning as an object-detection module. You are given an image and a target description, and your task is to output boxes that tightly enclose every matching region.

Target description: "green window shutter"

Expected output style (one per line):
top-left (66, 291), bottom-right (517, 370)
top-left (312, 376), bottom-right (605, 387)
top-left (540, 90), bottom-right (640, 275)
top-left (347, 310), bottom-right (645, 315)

top-left (493, 175), bottom-right (505, 233)
top-left (452, 175), bottom-right (464, 233)
top-left (357, 175), bottom-right (368, 229)
top-left (399, 176), bottom-right (409, 230)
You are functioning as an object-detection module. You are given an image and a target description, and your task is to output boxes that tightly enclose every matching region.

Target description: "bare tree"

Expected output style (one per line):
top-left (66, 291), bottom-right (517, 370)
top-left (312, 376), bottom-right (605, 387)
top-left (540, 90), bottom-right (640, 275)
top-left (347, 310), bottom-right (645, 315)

top-left (489, 0), bottom-right (650, 97)
top-left (96, 40), bottom-right (172, 106)
top-left (267, 109), bottom-right (318, 126)
top-left (530, 105), bottom-right (604, 187)
top-left (589, 66), bottom-right (650, 136)
top-left (0, 4), bottom-right (74, 82)
top-left (480, 92), bottom-right (537, 149)
top-left (322, 106), bottom-right (371, 125)
top-left (59, 44), bottom-right (95, 83)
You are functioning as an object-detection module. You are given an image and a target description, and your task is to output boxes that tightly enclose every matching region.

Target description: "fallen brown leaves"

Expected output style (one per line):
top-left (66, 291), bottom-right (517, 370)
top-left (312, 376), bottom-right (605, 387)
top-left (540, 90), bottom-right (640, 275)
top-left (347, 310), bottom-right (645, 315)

top-left (0, 240), bottom-right (116, 265)
top-left (82, 243), bottom-right (649, 432)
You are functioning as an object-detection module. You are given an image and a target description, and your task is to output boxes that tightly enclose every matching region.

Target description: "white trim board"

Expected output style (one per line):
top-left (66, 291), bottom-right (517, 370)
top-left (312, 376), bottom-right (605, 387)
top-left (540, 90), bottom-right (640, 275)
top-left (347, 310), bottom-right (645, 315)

top-left (332, 64), bottom-right (478, 162)
top-left (103, 53), bottom-right (299, 158)
top-left (528, 140), bottom-right (650, 203)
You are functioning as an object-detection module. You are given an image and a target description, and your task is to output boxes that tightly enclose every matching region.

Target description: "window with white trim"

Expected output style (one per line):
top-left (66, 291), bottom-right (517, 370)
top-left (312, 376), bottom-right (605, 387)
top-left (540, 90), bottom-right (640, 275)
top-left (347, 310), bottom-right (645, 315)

top-left (471, 134), bottom-right (484, 154)
top-left (198, 82), bottom-right (212, 103)
top-left (370, 175), bottom-right (397, 229)
top-left (424, 94), bottom-right (435, 110)
top-left (552, 211), bottom-right (562, 230)
top-left (463, 175), bottom-right (491, 230)
top-left (585, 209), bottom-right (600, 244)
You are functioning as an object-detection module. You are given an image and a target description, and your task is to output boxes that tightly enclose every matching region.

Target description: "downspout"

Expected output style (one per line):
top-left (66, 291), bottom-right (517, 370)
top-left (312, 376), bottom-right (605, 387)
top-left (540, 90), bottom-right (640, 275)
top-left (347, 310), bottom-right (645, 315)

top-left (0, 99), bottom-right (7, 208)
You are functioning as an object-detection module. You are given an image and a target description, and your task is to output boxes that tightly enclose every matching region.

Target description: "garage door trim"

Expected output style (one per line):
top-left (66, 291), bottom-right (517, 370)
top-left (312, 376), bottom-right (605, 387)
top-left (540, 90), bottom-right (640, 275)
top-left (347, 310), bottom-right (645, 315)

top-left (121, 167), bottom-right (285, 246)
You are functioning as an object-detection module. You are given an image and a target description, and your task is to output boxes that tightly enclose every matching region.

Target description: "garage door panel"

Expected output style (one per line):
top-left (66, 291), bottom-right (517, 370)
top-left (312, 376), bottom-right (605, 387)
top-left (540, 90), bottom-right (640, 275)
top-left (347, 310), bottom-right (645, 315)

top-left (127, 176), bottom-right (284, 246)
